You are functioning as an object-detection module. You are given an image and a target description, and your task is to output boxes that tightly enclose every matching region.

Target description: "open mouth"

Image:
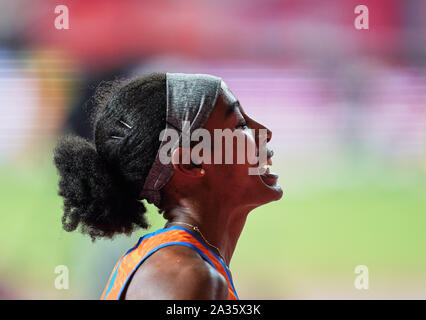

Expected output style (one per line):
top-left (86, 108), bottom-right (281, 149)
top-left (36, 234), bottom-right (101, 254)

top-left (258, 151), bottom-right (279, 187)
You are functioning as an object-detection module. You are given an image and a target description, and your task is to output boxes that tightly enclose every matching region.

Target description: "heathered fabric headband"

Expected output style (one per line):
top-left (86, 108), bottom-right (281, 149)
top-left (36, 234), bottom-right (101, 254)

top-left (139, 73), bottom-right (222, 206)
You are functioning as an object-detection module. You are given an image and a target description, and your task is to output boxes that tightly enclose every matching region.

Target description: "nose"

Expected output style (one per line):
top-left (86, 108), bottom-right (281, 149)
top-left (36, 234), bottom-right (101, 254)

top-left (250, 118), bottom-right (272, 145)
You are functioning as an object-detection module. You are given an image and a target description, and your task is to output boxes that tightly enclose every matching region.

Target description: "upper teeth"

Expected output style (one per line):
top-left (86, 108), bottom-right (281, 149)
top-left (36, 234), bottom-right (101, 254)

top-left (262, 164), bottom-right (271, 170)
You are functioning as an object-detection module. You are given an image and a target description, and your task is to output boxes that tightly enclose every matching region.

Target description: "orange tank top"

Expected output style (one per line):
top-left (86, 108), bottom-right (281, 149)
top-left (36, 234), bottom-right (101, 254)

top-left (101, 226), bottom-right (239, 300)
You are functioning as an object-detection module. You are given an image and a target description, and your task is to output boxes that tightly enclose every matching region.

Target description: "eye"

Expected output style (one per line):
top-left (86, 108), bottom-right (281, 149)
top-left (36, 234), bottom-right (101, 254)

top-left (235, 120), bottom-right (248, 130)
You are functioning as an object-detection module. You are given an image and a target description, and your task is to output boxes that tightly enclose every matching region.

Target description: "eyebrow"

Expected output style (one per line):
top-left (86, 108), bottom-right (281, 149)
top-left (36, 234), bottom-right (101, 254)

top-left (225, 100), bottom-right (240, 118)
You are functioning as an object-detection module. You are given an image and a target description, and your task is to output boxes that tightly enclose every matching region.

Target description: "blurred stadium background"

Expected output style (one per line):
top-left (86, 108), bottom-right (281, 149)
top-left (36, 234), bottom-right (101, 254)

top-left (0, 0), bottom-right (425, 299)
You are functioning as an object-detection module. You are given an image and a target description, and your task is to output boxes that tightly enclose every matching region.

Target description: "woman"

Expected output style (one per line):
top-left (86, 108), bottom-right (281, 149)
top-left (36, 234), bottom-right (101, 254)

top-left (54, 72), bottom-right (283, 300)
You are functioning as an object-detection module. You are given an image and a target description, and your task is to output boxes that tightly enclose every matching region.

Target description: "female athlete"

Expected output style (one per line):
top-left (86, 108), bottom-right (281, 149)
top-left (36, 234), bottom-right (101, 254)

top-left (54, 72), bottom-right (283, 300)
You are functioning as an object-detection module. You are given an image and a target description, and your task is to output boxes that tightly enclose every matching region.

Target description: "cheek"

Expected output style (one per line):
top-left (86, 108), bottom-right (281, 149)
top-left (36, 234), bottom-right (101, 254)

top-left (245, 132), bottom-right (257, 165)
top-left (231, 130), bottom-right (257, 166)
top-left (227, 132), bottom-right (259, 184)
top-left (205, 130), bottom-right (259, 182)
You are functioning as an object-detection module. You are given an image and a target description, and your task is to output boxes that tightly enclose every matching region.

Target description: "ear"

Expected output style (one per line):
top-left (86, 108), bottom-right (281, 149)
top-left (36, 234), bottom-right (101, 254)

top-left (171, 148), bottom-right (205, 178)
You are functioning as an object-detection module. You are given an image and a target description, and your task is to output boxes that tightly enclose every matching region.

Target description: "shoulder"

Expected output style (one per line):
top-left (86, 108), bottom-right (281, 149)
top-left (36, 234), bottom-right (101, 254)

top-left (174, 254), bottom-right (229, 300)
top-left (125, 245), bottom-right (229, 300)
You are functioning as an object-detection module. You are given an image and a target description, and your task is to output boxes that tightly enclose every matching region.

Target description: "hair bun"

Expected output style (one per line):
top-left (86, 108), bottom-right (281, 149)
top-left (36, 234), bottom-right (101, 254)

top-left (54, 135), bottom-right (148, 240)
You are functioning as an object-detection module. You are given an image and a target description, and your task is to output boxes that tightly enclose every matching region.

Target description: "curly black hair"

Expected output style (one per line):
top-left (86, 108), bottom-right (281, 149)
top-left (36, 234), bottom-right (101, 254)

top-left (54, 73), bottom-right (167, 240)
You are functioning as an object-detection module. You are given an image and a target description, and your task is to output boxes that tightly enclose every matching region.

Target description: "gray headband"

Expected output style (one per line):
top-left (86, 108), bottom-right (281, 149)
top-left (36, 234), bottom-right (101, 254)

top-left (139, 73), bottom-right (222, 206)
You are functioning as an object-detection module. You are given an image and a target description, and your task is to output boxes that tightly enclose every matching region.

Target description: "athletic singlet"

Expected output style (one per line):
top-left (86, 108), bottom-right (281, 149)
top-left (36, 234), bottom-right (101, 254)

top-left (101, 226), bottom-right (239, 300)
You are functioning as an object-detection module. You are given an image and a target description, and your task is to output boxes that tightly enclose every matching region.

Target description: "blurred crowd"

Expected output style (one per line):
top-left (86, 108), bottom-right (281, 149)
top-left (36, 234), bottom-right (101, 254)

top-left (0, 0), bottom-right (425, 166)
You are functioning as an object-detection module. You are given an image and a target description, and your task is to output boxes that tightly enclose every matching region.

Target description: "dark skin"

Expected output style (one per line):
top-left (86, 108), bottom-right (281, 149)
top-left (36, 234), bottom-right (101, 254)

top-left (125, 81), bottom-right (283, 299)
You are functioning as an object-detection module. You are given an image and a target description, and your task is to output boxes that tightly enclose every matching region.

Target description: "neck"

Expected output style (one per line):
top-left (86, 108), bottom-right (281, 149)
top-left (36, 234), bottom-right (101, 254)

top-left (164, 198), bottom-right (251, 267)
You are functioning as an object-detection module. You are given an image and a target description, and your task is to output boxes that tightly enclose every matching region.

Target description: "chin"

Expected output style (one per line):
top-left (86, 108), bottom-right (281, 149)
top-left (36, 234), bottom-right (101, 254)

top-left (261, 183), bottom-right (284, 203)
top-left (258, 170), bottom-right (283, 199)
top-left (243, 175), bottom-right (283, 208)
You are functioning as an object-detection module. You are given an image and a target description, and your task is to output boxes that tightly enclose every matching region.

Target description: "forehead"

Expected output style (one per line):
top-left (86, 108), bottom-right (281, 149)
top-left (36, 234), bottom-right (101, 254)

top-left (219, 80), bottom-right (238, 106)
top-left (203, 80), bottom-right (240, 130)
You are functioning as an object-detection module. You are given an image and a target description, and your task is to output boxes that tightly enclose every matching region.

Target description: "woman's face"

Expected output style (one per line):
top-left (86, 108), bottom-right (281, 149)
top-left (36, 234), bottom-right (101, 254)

top-left (201, 81), bottom-right (283, 209)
